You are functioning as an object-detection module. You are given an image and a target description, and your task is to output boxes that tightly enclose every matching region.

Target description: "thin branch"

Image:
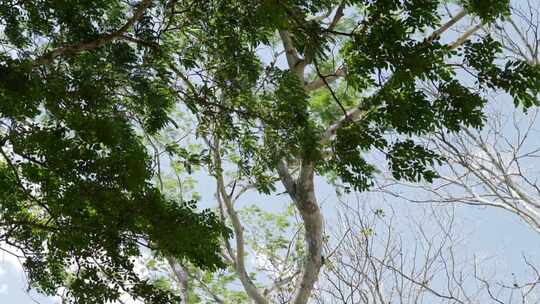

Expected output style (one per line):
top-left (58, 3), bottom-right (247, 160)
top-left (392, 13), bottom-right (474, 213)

top-left (207, 134), bottom-right (269, 304)
top-left (428, 9), bottom-right (467, 42)
top-left (449, 23), bottom-right (483, 50)
top-left (34, 0), bottom-right (152, 66)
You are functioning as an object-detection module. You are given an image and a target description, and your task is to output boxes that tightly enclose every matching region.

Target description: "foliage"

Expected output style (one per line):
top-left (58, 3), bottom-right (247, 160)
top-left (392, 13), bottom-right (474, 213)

top-left (0, 1), bottom-right (228, 303)
top-left (0, 0), bottom-right (538, 303)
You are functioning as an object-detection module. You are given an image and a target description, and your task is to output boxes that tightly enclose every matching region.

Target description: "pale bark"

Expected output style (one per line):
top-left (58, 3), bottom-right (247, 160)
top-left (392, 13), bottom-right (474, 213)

top-left (210, 136), bottom-right (269, 304)
top-left (449, 23), bottom-right (483, 50)
top-left (327, 2), bottom-right (346, 32)
top-left (291, 162), bottom-right (324, 304)
top-left (167, 258), bottom-right (189, 303)
top-left (304, 66), bottom-right (346, 92)
top-left (276, 160), bottom-right (324, 304)
top-left (279, 30), bottom-right (306, 79)
top-left (427, 9), bottom-right (467, 42)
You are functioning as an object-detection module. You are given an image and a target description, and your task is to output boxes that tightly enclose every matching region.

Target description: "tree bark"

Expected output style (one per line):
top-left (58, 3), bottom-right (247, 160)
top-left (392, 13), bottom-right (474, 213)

top-left (211, 136), bottom-right (269, 304)
top-left (277, 161), bottom-right (324, 304)
top-left (167, 258), bottom-right (189, 303)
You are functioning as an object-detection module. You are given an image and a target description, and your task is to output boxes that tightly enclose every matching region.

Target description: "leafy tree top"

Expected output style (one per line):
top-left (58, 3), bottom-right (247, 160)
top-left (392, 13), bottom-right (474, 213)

top-left (0, 0), bottom-right (538, 303)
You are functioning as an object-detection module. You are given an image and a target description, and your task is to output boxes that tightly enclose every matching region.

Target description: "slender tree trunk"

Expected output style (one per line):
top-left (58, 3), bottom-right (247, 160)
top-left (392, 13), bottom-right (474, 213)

top-left (167, 258), bottom-right (189, 303)
top-left (211, 136), bottom-right (269, 304)
top-left (278, 161), bottom-right (324, 304)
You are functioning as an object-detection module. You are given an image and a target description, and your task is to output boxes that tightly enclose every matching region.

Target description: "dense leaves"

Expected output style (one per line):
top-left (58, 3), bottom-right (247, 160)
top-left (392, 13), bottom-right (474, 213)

top-left (464, 0), bottom-right (510, 22)
top-left (464, 36), bottom-right (540, 108)
top-left (0, 0), bottom-right (538, 302)
top-left (0, 1), bottom-right (227, 303)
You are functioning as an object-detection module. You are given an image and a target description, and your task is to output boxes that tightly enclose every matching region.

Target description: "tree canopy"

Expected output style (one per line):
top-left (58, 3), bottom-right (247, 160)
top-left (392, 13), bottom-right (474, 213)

top-left (0, 0), bottom-right (538, 303)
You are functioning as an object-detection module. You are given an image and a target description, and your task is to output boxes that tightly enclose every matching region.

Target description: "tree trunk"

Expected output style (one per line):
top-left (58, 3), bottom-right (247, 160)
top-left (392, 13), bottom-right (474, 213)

top-left (278, 161), bottom-right (324, 304)
top-left (167, 258), bottom-right (189, 303)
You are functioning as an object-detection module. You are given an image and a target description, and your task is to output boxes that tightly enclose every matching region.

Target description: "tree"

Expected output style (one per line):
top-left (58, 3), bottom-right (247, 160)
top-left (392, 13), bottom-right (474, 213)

top-left (379, 109), bottom-right (540, 233)
top-left (1, 0), bottom-right (539, 303)
top-left (0, 2), bottom-right (228, 303)
top-left (316, 198), bottom-right (540, 304)
top-left (378, 1), bottom-right (540, 233)
top-left (157, 168), bottom-right (539, 303)
top-left (160, 1), bottom-right (538, 303)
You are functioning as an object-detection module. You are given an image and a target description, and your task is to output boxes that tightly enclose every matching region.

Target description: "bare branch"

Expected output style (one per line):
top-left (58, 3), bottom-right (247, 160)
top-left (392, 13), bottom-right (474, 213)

top-left (304, 66), bottom-right (346, 92)
top-left (208, 135), bottom-right (269, 304)
top-left (428, 9), bottom-right (467, 42)
top-left (327, 2), bottom-right (346, 32)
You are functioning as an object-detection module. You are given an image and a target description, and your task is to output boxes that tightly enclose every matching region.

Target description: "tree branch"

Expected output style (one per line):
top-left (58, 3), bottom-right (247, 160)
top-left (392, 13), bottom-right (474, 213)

top-left (327, 1), bottom-right (346, 32)
top-left (304, 65), bottom-right (346, 92)
top-left (449, 23), bottom-right (483, 50)
top-left (319, 8), bottom-right (479, 147)
top-left (208, 135), bottom-right (269, 304)
top-left (34, 0), bottom-right (152, 66)
top-left (166, 258), bottom-right (189, 303)
top-left (279, 30), bottom-right (306, 78)
top-left (427, 9), bottom-right (467, 42)
top-left (291, 161), bottom-right (324, 304)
